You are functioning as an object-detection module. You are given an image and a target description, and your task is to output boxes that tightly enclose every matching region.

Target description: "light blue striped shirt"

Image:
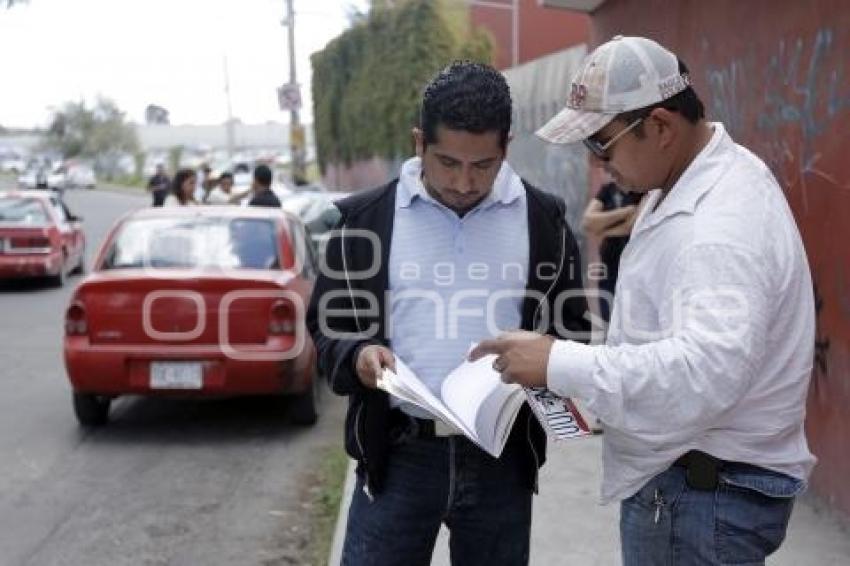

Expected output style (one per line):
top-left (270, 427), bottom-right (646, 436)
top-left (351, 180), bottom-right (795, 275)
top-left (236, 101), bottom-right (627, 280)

top-left (388, 157), bottom-right (529, 418)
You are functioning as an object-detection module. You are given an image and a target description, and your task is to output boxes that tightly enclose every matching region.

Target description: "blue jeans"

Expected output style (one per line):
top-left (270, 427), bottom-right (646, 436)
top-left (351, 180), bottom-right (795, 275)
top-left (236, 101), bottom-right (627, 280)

top-left (621, 463), bottom-right (803, 565)
top-left (341, 432), bottom-right (533, 566)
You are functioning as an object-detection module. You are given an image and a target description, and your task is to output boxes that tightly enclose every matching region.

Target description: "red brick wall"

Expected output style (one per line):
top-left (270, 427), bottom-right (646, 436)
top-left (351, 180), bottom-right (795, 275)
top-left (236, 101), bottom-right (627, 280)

top-left (470, 0), bottom-right (590, 69)
top-left (592, 0), bottom-right (850, 515)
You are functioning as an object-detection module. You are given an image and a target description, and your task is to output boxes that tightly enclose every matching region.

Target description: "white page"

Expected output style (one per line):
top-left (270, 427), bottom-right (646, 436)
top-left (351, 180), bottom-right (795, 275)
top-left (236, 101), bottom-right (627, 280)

top-left (477, 383), bottom-right (525, 452)
top-left (441, 353), bottom-right (521, 452)
top-left (492, 390), bottom-right (527, 454)
top-left (378, 358), bottom-right (470, 436)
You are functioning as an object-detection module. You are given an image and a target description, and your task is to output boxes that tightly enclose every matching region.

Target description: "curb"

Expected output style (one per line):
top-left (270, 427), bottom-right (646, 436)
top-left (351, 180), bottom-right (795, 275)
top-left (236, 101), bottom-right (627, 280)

top-left (327, 459), bottom-right (356, 566)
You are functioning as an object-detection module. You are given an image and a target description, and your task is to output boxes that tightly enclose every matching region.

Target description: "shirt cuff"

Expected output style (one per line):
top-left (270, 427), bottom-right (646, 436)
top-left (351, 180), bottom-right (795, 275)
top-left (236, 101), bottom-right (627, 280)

top-left (546, 339), bottom-right (598, 400)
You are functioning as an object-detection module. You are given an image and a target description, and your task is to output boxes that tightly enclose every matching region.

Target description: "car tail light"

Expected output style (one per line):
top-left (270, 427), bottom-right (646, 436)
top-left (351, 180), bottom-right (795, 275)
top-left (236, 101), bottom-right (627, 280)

top-left (9, 236), bottom-right (51, 253)
top-left (65, 302), bottom-right (88, 336)
top-left (268, 300), bottom-right (296, 335)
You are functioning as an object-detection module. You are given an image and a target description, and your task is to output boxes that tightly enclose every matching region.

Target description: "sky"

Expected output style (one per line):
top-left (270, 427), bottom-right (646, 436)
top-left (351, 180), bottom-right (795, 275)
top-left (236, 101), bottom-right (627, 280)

top-left (0, 0), bottom-right (368, 129)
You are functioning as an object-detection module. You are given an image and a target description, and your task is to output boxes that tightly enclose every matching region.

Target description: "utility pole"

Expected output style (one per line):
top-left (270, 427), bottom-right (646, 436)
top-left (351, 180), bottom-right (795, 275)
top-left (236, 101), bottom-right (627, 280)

top-left (282, 0), bottom-right (307, 184)
top-left (223, 55), bottom-right (236, 159)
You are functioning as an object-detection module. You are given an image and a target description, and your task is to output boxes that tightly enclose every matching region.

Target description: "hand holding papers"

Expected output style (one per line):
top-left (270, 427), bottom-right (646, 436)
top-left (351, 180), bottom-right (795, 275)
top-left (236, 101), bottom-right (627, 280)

top-left (377, 344), bottom-right (592, 458)
top-left (377, 353), bottom-right (526, 458)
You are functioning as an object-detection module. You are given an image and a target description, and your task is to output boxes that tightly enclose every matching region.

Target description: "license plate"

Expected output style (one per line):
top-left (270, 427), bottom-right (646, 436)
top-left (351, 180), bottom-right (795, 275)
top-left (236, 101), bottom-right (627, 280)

top-left (150, 361), bottom-right (203, 390)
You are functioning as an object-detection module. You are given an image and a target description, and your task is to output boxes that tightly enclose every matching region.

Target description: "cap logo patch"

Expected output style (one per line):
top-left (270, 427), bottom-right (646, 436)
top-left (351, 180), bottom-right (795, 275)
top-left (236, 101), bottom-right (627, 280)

top-left (569, 83), bottom-right (588, 108)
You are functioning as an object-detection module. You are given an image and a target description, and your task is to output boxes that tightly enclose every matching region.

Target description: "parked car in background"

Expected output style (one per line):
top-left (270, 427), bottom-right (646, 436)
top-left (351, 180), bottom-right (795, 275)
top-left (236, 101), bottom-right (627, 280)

top-left (64, 206), bottom-right (321, 427)
top-left (17, 165), bottom-right (51, 190)
top-left (280, 190), bottom-right (344, 257)
top-left (0, 155), bottom-right (28, 174)
top-left (50, 162), bottom-right (97, 190)
top-left (0, 190), bottom-right (86, 286)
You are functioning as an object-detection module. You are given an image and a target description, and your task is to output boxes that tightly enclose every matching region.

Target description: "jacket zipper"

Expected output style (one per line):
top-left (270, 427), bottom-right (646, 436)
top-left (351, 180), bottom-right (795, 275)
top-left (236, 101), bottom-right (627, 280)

top-left (525, 222), bottom-right (565, 494)
top-left (353, 402), bottom-right (373, 501)
top-left (532, 223), bottom-right (566, 329)
top-left (342, 224), bottom-right (373, 501)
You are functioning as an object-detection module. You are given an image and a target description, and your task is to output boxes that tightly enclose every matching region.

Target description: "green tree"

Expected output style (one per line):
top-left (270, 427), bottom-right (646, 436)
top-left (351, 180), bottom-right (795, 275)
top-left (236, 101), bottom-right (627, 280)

top-left (44, 97), bottom-right (139, 160)
top-left (311, 0), bottom-right (493, 172)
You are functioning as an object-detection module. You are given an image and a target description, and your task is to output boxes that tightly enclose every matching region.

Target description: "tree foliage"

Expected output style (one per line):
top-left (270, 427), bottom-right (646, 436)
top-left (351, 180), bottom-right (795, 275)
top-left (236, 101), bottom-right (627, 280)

top-left (311, 0), bottom-right (493, 171)
top-left (44, 97), bottom-right (139, 159)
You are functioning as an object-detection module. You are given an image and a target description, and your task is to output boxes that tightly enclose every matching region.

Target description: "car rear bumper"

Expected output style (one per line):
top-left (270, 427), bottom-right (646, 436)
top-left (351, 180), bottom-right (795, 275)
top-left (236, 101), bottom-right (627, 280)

top-left (0, 253), bottom-right (60, 278)
top-left (64, 337), bottom-right (315, 396)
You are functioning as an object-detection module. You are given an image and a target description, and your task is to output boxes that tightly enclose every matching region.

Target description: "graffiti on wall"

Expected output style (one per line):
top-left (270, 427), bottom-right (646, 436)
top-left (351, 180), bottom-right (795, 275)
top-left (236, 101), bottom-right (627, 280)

top-left (704, 29), bottom-right (850, 210)
top-left (813, 280), bottom-right (831, 383)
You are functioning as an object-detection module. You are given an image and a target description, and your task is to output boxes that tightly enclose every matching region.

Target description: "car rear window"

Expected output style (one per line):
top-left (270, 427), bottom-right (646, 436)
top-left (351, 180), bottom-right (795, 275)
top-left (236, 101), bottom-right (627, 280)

top-left (0, 197), bottom-right (49, 225)
top-left (102, 216), bottom-right (281, 270)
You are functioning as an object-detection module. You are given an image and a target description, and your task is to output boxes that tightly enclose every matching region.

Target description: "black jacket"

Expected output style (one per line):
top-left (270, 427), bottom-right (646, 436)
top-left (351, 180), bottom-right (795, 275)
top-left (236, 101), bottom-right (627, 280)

top-left (306, 179), bottom-right (589, 496)
top-left (248, 188), bottom-right (282, 208)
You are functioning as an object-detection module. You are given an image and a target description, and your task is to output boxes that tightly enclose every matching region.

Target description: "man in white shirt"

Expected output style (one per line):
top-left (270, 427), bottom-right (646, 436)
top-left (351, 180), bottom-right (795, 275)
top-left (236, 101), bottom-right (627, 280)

top-left (471, 36), bottom-right (816, 565)
top-left (205, 172), bottom-right (251, 205)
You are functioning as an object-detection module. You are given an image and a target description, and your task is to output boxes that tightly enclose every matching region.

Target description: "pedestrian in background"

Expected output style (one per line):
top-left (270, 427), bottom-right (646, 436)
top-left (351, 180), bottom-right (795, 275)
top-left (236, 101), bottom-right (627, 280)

top-left (147, 163), bottom-right (171, 207)
top-left (163, 168), bottom-right (197, 207)
top-left (205, 171), bottom-right (251, 205)
top-left (194, 163), bottom-right (212, 202)
top-left (247, 164), bottom-right (281, 208)
top-left (471, 35), bottom-right (815, 566)
top-left (581, 172), bottom-right (642, 323)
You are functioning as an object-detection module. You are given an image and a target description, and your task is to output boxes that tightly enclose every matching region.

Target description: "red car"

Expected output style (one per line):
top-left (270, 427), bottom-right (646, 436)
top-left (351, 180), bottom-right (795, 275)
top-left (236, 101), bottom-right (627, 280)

top-left (0, 190), bottom-right (85, 286)
top-left (63, 206), bottom-right (320, 427)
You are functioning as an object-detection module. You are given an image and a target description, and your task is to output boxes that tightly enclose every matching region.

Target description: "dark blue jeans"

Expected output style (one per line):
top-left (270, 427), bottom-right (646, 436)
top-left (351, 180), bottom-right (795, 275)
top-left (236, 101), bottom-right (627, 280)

top-left (621, 463), bottom-right (803, 565)
top-left (341, 431), bottom-right (533, 566)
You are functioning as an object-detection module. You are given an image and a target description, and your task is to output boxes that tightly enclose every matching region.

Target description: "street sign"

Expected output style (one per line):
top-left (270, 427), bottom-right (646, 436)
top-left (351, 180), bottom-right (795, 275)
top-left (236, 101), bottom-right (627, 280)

top-left (277, 83), bottom-right (302, 112)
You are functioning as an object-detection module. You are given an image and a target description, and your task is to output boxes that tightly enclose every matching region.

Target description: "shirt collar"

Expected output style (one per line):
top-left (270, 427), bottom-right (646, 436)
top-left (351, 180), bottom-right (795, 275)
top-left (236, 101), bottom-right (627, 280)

top-left (635, 122), bottom-right (732, 234)
top-left (396, 156), bottom-right (524, 210)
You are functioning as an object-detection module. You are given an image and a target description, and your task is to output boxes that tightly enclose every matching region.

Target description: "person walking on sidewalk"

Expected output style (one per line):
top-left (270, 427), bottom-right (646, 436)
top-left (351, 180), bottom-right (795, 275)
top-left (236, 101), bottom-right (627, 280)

top-left (306, 61), bottom-right (590, 566)
top-left (471, 36), bottom-right (816, 566)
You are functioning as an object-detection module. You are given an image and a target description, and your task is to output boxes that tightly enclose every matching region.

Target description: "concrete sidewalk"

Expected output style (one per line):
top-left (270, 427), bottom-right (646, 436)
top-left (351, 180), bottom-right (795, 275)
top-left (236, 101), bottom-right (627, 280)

top-left (329, 434), bottom-right (850, 565)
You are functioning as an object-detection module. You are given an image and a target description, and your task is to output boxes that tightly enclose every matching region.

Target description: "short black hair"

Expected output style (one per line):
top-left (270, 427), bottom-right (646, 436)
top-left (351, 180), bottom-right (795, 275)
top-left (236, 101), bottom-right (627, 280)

top-left (615, 60), bottom-right (705, 137)
top-left (253, 164), bottom-right (272, 187)
top-left (420, 61), bottom-right (512, 149)
top-left (171, 168), bottom-right (196, 204)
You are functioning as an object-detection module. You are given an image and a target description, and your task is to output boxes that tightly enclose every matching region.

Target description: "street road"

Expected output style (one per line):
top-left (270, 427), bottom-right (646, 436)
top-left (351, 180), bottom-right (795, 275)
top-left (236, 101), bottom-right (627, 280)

top-left (0, 182), bottom-right (345, 566)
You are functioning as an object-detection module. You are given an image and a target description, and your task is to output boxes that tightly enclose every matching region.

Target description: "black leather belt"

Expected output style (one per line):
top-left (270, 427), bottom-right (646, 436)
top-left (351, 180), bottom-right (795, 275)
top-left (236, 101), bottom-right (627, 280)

top-left (673, 450), bottom-right (724, 490)
top-left (389, 410), bottom-right (458, 440)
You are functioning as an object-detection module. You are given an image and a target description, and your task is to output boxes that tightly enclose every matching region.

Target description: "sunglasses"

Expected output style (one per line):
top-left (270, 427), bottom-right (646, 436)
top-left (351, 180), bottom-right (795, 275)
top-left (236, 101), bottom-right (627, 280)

top-left (582, 118), bottom-right (644, 161)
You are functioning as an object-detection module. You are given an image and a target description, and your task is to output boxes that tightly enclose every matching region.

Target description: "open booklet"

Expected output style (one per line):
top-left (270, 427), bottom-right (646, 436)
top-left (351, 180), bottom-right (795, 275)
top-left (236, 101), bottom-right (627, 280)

top-left (377, 348), bottom-right (592, 459)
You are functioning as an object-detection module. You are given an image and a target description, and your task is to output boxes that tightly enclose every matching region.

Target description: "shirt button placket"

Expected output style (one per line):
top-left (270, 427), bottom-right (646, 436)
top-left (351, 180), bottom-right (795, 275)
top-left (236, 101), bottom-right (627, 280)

top-left (454, 219), bottom-right (464, 255)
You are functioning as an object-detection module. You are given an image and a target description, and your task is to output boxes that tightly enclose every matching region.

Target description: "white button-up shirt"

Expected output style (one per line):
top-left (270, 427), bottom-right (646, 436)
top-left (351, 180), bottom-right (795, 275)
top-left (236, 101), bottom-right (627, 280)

top-left (548, 123), bottom-right (817, 503)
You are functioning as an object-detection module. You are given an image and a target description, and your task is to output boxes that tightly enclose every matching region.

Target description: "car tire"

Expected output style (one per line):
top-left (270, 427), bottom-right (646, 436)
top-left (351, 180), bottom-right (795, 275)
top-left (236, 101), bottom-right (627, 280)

top-left (71, 250), bottom-right (85, 275)
top-left (48, 266), bottom-right (66, 287)
top-left (73, 392), bottom-right (111, 427)
top-left (289, 374), bottom-right (322, 426)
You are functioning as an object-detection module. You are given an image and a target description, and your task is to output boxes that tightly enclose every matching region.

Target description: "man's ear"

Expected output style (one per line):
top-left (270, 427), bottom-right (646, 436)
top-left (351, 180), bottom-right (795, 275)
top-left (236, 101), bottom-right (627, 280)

top-left (649, 108), bottom-right (677, 150)
top-left (412, 127), bottom-right (425, 158)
